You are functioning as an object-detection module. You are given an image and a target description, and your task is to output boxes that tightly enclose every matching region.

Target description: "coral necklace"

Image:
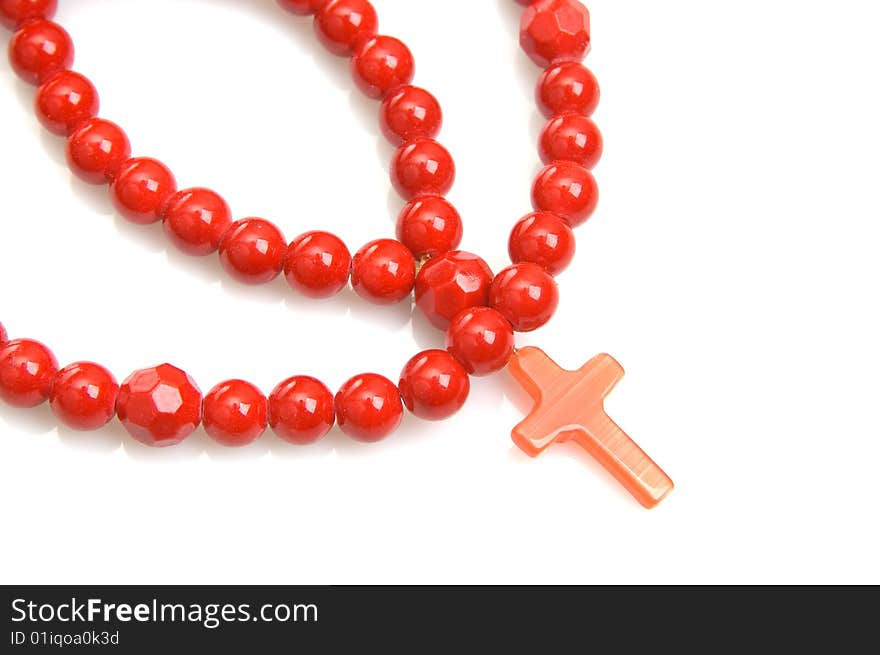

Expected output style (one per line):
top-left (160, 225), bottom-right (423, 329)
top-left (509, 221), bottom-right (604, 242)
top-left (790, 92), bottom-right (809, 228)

top-left (0, 0), bottom-right (673, 508)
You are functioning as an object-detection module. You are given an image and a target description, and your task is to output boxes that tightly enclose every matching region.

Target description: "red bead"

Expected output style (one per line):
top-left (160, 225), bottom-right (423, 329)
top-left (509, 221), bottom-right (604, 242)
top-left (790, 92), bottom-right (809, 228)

top-left (520, 0), bottom-right (591, 67)
top-left (396, 195), bottom-right (462, 259)
top-left (415, 251), bottom-right (493, 330)
top-left (508, 211), bottom-right (576, 275)
top-left (0, 338), bottom-right (58, 408)
top-left (284, 231), bottom-right (351, 298)
top-left (116, 364), bottom-right (202, 447)
top-left (49, 362), bottom-right (118, 431)
top-left (351, 238), bottom-right (416, 305)
top-left (276, 0), bottom-right (326, 15)
top-left (335, 373), bottom-right (403, 442)
top-left (203, 379), bottom-right (267, 447)
top-left (111, 157), bottom-right (177, 225)
top-left (399, 349), bottom-right (470, 421)
top-left (34, 70), bottom-right (98, 136)
top-left (314, 0), bottom-right (378, 56)
top-left (536, 61), bottom-right (600, 118)
top-left (539, 113), bottom-right (603, 169)
top-left (446, 307), bottom-right (515, 376)
top-left (380, 85), bottom-right (442, 146)
top-left (0, 0), bottom-right (56, 29)
top-left (490, 263), bottom-right (559, 332)
top-left (66, 118), bottom-right (131, 184)
top-left (219, 218), bottom-right (286, 285)
top-left (269, 375), bottom-right (335, 445)
top-left (351, 35), bottom-right (414, 99)
top-left (531, 161), bottom-right (598, 227)
top-left (161, 188), bottom-right (232, 256)
top-left (391, 138), bottom-right (455, 200)
top-left (8, 19), bottom-right (73, 84)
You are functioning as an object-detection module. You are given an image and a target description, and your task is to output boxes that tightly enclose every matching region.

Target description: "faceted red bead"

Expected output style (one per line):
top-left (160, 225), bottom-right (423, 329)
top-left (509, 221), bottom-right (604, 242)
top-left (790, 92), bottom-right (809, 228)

top-left (391, 138), bottom-right (455, 200)
top-left (276, 0), bottom-right (326, 15)
top-left (219, 218), bottom-right (287, 285)
top-left (490, 263), bottom-right (559, 332)
top-left (49, 362), bottom-right (118, 431)
top-left (0, 0), bottom-right (57, 29)
top-left (335, 373), bottom-right (403, 442)
top-left (351, 35), bottom-right (414, 99)
top-left (0, 338), bottom-right (58, 408)
top-left (284, 231), bottom-right (351, 298)
top-left (539, 113), bottom-right (603, 169)
top-left (536, 61), bottom-right (600, 118)
top-left (414, 251), bottom-right (493, 330)
top-left (66, 118), bottom-right (131, 184)
top-left (116, 364), bottom-right (202, 447)
top-left (269, 375), bottom-right (335, 445)
top-left (35, 70), bottom-right (98, 136)
top-left (520, 0), bottom-right (591, 67)
top-left (380, 85), bottom-right (442, 146)
top-left (203, 379), bottom-right (267, 447)
top-left (314, 0), bottom-right (378, 56)
top-left (161, 187), bottom-right (232, 256)
top-left (351, 238), bottom-right (416, 304)
top-left (111, 157), bottom-right (177, 225)
top-left (8, 19), bottom-right (73, 84)
top-left (446, 307), bottom-right (516, 376)
top-left (399, 349), bottom-right (470, 421)
top-left (508, 211), bottom-right (576, 275)
top-left (531, 161), bottom-right (598, 227)
top-left (396, 195), bottom-right (462, 259)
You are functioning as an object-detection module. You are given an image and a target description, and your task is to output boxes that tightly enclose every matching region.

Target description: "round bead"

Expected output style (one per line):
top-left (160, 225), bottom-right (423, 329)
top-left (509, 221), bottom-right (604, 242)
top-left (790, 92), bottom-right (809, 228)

top-left (0, 322), bottom-right (7, 344)
top-left (203, 379), bottom-right (267, 447)
top-left (539, 113), bottom-right (603, 169)
top-left (396, 195), bottom-right (462, 259)
top-left (269, 375), bottom-right (335, 445)
top-left (0, 0), bottom-right (57, 30)
top-left (0, 338), bottom-right (58, 408)
top-left (399, 349), bottom-right (470, 421)
top-left (314, 0), bottom-right (378, 56)
top-left (335, 373), bottom-right (403, 442)
top-left (415, 251), bottom-right (493, 330)
top-left (537, 61), bottom-right (600, 118)
top-left (8, 19), bottom-right (73, 84)
top-left (111, 157), bottom-right (177, 225)
top-left (508, 211), bottom-right (576, 275)
top-left (391, 138), bottom-right (455, 200)
top-left (531, 161), bottom-right (598, 227)
top-left (161, 188), bottom-right (232, 256)
top-left (276, 0), bottom-right (326, 15)
top-left (351, 238), bottom-right (416, 305)
top-left (446, 307), bottom-right (515, 376)
top-left (219, 218), bottom-right (286, 285)
top-left (35, 70), bottom-right (98, 136)
top-left (490, 263), bottom-right (559, 332)
top-left (66, 118), bottom-right (131, 184)
top-left (116, 364), bottom-right (202, 447)
top-left (380, 85), bottom-right (442, 146)
top-left (49, 362), bottom-right (118, 431)
top-left (520, 0), bottom-right (591, 67)
top-left (351, 35), bottom-right (414, 99)
top-left (284, 231), bottom-right (351, 298)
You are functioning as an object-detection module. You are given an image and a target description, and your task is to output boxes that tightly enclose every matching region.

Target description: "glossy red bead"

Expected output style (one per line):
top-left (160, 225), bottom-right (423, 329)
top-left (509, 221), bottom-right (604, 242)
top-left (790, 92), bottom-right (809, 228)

top-left (161, 188), bottom-right (232, 256)
top-left (284, 231), bottom-right (351, 298)
top-left (396, 195), bottom-right (462, 259)
top-left (314, 0), bottom-right (378, 56)
top-left (531, 161), bottom-right (598, 227)
top-left (414, 251), bottom-right (493, 330)
top-left (537, 61), bottom-right (600, 118)
top-left (351, 35), bottom-right (414, 99)
top-left (219, 218), bottom-right (286, 285)
top-left (35, 70), bottom-right (98, 135)
top-left (276, 0), bottom-right (326, 15)
top-left (446, 307), bottom-right (516, 376)
top-left (520, 0), bottom-right (591, 67)
top-left (116, 364), bottom-right (202, 447)
top-left (391, 138), bottom-right (455, 200)
top-left (49, 362), bottom-right (118, 431)
top-left (351, 238), bottom-right (416, 305)
top-left (203, 379), bottom-right (267, 447)
top-left (508, 211), bottom-right (576, 275)
top-left (399, 349), bottom-right (470, 421)
top-left (0, 338), bottom-right (58, 408)
top-left (66, 118), bottom-right (131, 184)
top-left (269, 375), bottom-right (335, 445)
top-left (8, 19), bottom-right (73, 84)
top-left (380, 85), bottom-right (442, 146)
top-left (111, 157), bottom-right (177, 225)
top-left (539, 113), bottom-right (603, 169)
top-left (335, 373), bottom-right (403, 442)
top-left (490, 263), bottom-right (559, 332)
top-left (0, 0), bottom-right (56, 29)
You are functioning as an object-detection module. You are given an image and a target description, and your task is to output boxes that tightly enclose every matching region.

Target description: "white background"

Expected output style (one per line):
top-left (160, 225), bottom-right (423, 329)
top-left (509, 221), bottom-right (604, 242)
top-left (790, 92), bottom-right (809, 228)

top-left (1, 0), bottom-right (878, 584)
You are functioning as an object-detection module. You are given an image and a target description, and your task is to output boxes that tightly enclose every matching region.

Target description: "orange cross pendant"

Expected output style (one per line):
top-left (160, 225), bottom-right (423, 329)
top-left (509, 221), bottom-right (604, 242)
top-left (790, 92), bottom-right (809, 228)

top-left (508, 347), bottom-right (674, 508)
